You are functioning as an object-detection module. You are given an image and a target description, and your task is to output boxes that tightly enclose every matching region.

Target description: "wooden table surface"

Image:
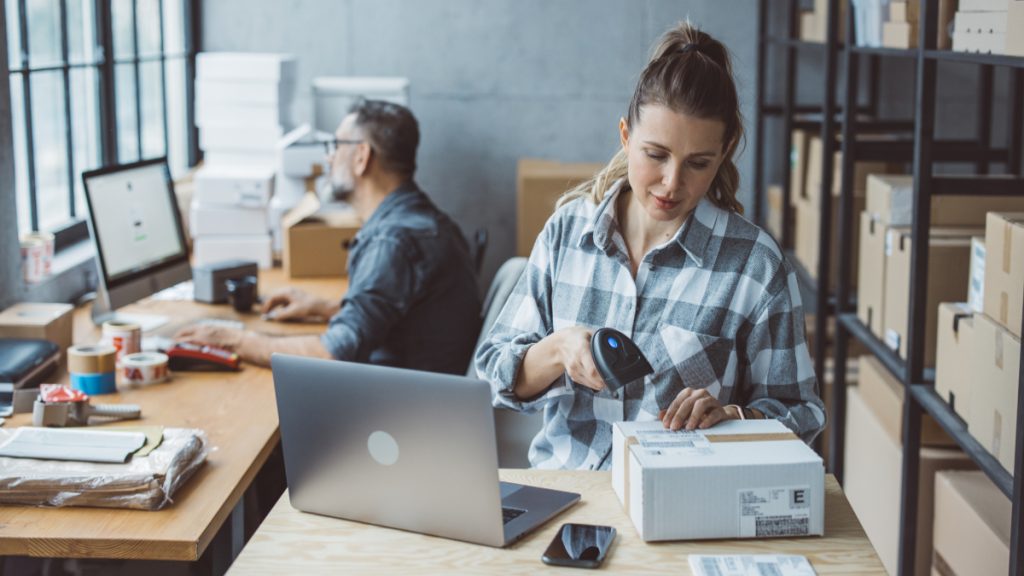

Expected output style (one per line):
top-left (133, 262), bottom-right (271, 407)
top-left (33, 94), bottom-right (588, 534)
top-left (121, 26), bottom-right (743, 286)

top-left (0, 270), bottom-right (346, 561)
top-left (227, 470), bottom-right (885, 575)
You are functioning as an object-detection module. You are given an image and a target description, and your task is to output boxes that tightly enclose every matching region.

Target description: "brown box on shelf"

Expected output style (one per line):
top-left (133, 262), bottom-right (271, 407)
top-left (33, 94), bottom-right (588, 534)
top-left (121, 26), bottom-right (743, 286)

top-left (858, 354), bottom-right (954, 446)
top-left (883, 21), bottom-right (916, 49)
top-left (983, 212), bottom-right (1024, 338)
top-left (516, 159), bottom-right (601, 257)
top-left (794, 194), bottom-right (865, 292)
top-left (0, 303), bottom-right (74, 369)
top-left (966, 312), bottom-right (1021, 474)
top-left (953, 11), bottom-right (1008, 54)
top-left (857, 212), bottom-right (898, 338)
top-left (766, 184), bottom-right (791, 241)
top-left (844, 386), bottom-right (975, 576)
top-left (882, 228), bottom-right (979, 368)
top-left (1008, 1), bottom-right (1024, 56)
top-left (890, 1), bottom-right (909, 21)
top-left (282, 195), bottom-right (362, 278)
top-left (789, 129), bottom-right (811, 207)
top-left (803, 136), bottom-right (895, 207)
top-left (888, 0), bottom-right (958, 48)
top-left (933, 471), bottom-right (1011, 576)
top-left (935, 303), bottom-right (977, 421)
top-left (865, 174), bottom-right (1024, 228)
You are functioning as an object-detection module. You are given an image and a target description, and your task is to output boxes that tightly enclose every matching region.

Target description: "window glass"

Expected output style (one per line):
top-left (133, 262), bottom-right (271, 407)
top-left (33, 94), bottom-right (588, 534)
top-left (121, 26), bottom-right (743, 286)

top-left (164, 56), bottom-right (187, 176)
top-left (112, 0), bottom-right (135, 60)
top-left (30, 71), bottom-right (71, 231)
top-left (70, 66), bottom-right (101, 217)
top-left (116, 63), bottom-right (138, 162)
top-left (162, 0), bottom-right (185, 55)
top-left (27, 0), bottom-right (62, 68)
top-left (140, 60), bottom-right (165, 158)
top-left (10, 74), bottom-right (31, 233)
top-left (7, 0), bottom-right (22, 68)
top-left (66, 0), bottom-right (98, 65)
top-left (137, 0), bottom-right (161, 57)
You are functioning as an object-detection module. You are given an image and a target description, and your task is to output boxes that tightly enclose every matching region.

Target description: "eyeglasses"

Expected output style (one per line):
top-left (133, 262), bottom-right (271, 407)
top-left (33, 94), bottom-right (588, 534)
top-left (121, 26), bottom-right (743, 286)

top-left (294, 138), bottom-right (365, 155)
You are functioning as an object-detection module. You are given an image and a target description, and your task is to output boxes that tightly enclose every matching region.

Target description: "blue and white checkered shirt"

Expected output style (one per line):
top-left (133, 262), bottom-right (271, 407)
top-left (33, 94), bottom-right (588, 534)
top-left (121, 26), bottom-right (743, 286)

top-left (475, 181), bottom-right (826, 470)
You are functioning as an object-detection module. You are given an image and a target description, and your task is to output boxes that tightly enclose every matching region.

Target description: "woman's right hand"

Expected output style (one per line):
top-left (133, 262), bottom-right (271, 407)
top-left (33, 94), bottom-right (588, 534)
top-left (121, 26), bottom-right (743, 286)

top-left (260, 288), bottom-right (333, 322)
top-left (556, 326), bottom-right (606, 392)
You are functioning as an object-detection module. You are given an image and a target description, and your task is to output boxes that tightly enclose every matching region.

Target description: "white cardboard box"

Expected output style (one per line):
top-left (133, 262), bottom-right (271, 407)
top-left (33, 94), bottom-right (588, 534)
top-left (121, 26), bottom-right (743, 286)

top-left (193, 235), bottom-right (273, 269)
top-left (194, 165), bottom-right (276, 207)
top-left (611, 420), bottom-right (824, 542)
top-left (199, 123), bottom-right (285, 153)
top-left (196, 52), bottom-right (296, 83)
top-left (195, 78), bottom-right (295, 107)
top-left (189, 201), bottom-right (269, 237)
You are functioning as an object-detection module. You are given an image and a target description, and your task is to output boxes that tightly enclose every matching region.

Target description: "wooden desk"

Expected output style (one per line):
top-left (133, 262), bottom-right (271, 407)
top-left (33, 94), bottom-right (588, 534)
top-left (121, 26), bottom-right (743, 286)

top-left (0, 270), bottom-right (346, 562)
top-left (228, 471), bottom-right (884, 575)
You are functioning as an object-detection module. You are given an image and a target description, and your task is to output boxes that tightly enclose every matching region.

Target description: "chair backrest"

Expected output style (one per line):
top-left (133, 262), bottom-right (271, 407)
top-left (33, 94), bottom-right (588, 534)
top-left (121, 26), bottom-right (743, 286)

top-left (467, 257), bottom-right (542, 468)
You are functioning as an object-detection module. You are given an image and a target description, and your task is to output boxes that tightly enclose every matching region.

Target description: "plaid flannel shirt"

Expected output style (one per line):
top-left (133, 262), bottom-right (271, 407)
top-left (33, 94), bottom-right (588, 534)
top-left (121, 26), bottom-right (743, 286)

top-left (475, 181), bottom-right (825, 470)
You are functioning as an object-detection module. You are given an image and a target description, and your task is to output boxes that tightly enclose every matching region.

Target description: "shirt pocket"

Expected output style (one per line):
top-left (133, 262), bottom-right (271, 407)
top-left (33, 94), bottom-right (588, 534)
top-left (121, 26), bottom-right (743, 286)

top-left (657, 324), bottom-right (738, 405)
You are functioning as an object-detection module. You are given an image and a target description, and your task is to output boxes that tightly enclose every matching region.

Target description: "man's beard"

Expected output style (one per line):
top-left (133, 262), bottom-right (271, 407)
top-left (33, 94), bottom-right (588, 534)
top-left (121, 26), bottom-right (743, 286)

top-left (324, 168), bottom-right (354, 204)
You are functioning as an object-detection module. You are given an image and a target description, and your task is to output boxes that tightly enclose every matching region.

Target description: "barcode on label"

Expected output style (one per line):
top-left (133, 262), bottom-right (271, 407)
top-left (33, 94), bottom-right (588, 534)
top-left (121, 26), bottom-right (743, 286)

top-left (755, 515), bottom-right (809, 537)
top-left (701, 557), bottom-right (724, 576)
top-left (756, 562), bottom-right (784, 576)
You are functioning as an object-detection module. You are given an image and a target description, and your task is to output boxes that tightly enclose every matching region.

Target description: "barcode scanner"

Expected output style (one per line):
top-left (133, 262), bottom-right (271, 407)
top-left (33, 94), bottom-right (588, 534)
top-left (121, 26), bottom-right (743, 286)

top-left (590, 328), bottom-right (653, 391)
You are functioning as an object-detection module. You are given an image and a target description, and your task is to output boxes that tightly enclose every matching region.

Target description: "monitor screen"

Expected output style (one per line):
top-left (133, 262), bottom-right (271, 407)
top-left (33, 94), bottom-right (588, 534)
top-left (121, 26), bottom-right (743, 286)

top-left (83, 159), bottom-right (188, 285)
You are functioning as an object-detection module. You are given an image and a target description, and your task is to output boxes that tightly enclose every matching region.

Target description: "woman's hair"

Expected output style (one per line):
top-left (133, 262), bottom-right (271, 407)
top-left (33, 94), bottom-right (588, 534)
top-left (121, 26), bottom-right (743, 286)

top-left (559, 22), bottom-right (745, 214)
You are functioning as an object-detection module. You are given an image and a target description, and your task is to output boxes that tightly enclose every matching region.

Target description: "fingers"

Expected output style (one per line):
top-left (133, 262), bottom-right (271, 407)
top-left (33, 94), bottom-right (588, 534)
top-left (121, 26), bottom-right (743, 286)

top-left (662, 388), bottom-right (720, 431)
top-left (699, 407), bottom-right (728, 429)
top-left (260, 292), bottom-right (292, 315)
top-left (266, 303), bottom-right (304, 322)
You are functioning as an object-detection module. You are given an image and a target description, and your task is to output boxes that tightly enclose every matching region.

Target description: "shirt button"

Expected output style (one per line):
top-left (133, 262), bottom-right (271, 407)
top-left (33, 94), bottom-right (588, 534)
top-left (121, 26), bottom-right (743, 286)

top-left (611, 391), bottom-right (619, 399)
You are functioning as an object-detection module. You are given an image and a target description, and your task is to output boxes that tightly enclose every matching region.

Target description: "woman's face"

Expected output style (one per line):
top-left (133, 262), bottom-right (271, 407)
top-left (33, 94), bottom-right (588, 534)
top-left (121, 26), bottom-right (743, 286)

top-left (620, 104), bottom-right (727, 224)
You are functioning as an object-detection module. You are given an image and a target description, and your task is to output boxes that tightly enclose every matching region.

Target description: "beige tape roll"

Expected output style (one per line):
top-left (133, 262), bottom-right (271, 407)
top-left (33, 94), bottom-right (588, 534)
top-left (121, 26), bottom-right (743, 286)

top-left (102, 321), bottom-right (142, 361)
top-left (121, 352), bottom-right (170, 385)
top-left (67, 344), bottom-right (118, 374)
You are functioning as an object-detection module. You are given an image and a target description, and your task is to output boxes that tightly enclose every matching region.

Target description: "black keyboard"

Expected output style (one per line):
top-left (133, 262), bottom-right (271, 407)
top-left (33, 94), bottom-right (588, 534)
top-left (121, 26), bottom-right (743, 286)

top-left (502, 507), bottom-right (526, 524)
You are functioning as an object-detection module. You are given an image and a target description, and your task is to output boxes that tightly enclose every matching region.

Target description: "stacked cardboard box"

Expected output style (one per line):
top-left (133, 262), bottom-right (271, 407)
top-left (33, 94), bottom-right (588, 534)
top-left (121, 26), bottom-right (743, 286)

top-left (1008, 0), bottom-right (1024, 55)
top-left (516, 159), bottom-right (602, 257)
top-left (844, 371), bottom-right (975, 576)
top-left (935, 302), bottom-right (977, 420)
top-left (799, 0), bottom-right (848, 43)
top-left (953, 0), bottom-right (1010, 54)
top-left (765, 184), bottom-right (789, 241)
top-left (933, 471), bottom-right (1011, 576)
top-left (191, 53), bottom-right (297, 269)
top-left (883, 0), bottom-right (957, 49)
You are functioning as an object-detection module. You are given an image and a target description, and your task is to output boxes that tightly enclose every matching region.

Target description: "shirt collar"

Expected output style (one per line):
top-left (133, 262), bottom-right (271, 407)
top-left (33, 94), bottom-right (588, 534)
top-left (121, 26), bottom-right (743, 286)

top-left (578, 180), bottom-right (722, 268)
top-left (357, 180), bottom-right (420, 236)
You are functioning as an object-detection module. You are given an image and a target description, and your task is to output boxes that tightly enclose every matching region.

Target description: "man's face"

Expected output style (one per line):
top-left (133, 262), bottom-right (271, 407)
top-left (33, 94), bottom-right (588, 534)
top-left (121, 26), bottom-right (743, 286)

top-left (326, 114), bottom-right (360, 203)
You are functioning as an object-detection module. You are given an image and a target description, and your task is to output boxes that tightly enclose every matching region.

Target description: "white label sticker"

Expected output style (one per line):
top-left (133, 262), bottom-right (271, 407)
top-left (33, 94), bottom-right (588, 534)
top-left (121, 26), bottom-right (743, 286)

top-left (635, 429), bottom-right (711, 449)
top-left (738, 486), bottom-right (812, 538)
top-left (884, 230), bottom-right (895, 256)
top-left (689, 554), bottom-right (817, 576)
top-left (884, 328), bottom-right (901, 352)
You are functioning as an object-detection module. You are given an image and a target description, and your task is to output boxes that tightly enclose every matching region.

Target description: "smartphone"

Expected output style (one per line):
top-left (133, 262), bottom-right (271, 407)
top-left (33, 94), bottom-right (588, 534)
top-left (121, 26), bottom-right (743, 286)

top-left (541, 523), bottom-right (616, 569)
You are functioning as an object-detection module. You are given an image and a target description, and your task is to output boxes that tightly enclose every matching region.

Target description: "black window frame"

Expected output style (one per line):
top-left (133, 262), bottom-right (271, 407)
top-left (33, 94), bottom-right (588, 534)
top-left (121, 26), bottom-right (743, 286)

top-left (3, 0), bottom-right (200, 253)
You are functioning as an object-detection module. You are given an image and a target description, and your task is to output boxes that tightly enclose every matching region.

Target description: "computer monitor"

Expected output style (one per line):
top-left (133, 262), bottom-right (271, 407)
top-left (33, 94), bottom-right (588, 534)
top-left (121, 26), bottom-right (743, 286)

top-left (82, 158), bottom-right (192, 330)
top-left (311, 76), bottom-right (410, 136)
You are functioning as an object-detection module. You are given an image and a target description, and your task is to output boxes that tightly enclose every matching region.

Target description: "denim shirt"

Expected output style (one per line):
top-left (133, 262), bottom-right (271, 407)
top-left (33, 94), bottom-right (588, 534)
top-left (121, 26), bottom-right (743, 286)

top-left (321, 182), bottom-right (481, 375)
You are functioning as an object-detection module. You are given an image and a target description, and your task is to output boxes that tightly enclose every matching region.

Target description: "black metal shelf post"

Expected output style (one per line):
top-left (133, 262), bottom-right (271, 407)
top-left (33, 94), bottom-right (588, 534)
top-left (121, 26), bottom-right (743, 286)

top-left (758, 0), bottom-right (1024, 574)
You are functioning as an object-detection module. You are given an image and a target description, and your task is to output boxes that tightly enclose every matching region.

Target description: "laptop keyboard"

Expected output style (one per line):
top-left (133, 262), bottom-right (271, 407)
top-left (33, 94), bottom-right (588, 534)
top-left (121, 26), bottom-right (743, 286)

top-left (502, 506), bottom-right (526, 524)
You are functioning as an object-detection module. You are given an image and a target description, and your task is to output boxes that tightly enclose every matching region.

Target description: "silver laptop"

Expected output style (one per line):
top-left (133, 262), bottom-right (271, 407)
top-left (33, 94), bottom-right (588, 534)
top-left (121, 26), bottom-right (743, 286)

top-left (271, 354), bottom-right (580, 547)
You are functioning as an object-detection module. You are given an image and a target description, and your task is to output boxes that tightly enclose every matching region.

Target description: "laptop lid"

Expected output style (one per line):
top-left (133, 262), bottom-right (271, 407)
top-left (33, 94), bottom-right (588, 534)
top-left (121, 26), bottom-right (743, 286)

top-left (272, 354), bottom-right (508, 547)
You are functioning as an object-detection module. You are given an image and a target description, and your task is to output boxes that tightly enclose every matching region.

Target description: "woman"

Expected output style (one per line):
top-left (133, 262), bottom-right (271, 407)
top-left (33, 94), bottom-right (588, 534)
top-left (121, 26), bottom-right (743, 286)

top-left (475, 22), bottom-right (825, 471)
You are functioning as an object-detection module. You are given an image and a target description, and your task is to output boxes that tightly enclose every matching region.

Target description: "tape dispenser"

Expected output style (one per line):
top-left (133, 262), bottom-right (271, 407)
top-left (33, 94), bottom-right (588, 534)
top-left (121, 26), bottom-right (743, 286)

top-left (33, 384), bottom-right (141, 427)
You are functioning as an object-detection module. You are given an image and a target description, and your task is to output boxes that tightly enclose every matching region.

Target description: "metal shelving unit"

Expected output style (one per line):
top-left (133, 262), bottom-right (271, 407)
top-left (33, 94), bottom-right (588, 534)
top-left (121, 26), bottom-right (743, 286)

top-left (755, 0), bottom-right (1024, 575)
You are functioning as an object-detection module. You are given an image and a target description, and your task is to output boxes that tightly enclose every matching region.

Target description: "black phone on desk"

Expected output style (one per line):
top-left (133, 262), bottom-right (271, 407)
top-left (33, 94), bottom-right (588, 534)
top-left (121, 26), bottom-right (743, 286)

top-left (542, 523), bottom-right (616, 569)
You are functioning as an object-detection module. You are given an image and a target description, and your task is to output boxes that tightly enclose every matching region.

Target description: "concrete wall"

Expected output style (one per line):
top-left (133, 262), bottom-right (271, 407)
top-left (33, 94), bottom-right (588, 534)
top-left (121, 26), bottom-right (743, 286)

top-left (202, 0), bottom-right (759, 285)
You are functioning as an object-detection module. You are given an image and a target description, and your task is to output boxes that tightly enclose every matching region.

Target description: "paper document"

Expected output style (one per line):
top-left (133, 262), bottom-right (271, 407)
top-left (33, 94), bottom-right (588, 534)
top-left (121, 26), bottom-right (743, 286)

top-left (688, 555), bottom-right (817, 576)
top-left (0, 427), bottom-right (146, 463)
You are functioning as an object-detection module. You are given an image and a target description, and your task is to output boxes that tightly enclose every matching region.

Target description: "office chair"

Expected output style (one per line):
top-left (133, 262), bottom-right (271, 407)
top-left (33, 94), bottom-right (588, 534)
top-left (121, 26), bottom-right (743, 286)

top-left (467, 257), bottom-right (542, 468)
top-left (470, 228), bottom-right (488, 277)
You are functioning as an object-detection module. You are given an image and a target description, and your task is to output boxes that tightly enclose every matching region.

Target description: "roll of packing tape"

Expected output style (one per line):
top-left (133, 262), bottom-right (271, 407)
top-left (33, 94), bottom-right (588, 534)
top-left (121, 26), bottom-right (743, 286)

top-left (70, 372), bottom-right (117, 395)
top-left (121, 352), bottom-right (170, 386)
top-left (67, 344), bottom-right (118, 374)
top-left (103, 321), bottom-right (141, 362)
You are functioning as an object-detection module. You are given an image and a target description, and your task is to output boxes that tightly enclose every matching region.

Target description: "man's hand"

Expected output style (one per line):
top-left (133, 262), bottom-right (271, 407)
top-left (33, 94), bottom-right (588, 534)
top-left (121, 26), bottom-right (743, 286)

top-left (660, 387), bottom-right (739, 431)
top-left (174, 324), bottom-right (245, 350)
top-left (260, 288), bottom-right (336, 322)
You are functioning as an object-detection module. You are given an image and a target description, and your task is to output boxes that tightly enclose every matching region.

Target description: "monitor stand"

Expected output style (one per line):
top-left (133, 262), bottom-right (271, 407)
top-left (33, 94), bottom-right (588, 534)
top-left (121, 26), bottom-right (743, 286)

top-left (90, 288), bottom-right (169, 333)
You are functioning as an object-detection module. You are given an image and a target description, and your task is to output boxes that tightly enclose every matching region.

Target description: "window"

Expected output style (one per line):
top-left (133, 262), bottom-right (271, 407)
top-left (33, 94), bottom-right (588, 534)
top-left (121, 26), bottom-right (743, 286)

top-left (5, 0), bottom-right (196, 246)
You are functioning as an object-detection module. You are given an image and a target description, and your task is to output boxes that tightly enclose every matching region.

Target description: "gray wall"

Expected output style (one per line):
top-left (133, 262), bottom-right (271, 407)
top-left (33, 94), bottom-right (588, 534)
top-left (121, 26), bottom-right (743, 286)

top-left (202, 0), bottom-right (759, 285)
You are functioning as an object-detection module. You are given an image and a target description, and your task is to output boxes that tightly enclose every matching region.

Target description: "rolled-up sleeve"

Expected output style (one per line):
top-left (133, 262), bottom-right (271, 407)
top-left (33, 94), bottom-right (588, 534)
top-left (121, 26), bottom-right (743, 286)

top-left (475, 221), bottom-right (570, 412)
top-left (321, 237), bottom-right (417, 361)
top-left (742, 267), bottom-right (827, 444)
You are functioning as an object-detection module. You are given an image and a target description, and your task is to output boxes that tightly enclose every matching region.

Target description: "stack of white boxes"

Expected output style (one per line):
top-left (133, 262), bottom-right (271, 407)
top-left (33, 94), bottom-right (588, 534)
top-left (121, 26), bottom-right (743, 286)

top-left (192, 52), bottom-right (297, 269)
top-left (952, 0), bottom-right (1009, 54)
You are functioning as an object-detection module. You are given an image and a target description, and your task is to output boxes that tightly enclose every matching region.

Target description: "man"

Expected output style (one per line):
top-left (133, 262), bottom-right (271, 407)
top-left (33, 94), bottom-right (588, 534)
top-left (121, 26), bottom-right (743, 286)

top-left (176, 100), bottom-right (481, 375)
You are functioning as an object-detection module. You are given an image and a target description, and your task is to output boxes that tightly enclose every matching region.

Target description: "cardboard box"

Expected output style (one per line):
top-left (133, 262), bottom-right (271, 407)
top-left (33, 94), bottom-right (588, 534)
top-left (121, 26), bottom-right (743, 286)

top-left (199, 123), bottom-right (285, 152)
top-left (799, 11), bottom-right (822, 42)
top-left (967, 312), bottom-right (1021, 473)
top-left (193, 235), bottom-right (273, 269)
top-left (890, 1), bottom-right (909, 21)
top-left (882, 228), bottom-right (979, 367)
top-left (865, 174), bottom-right (1024, 228)
top-left (844, 386), bottom-right (975, 576)
top-left (611, 420), bottom-right (824, 542)
top-left (789, 130), bottom-right (811, 207)
top-left (803, 136), bottom-right (894, 206)
top-left (196, 52), bottom-right (296, 83)
top-left (886, 0), bottom-right (958, 48)
top-left (189, 201), bottom-right (269, 237)
top-left (858, 354), bottom-right (954, 446)
top-left (516, 159), bottom-right (602, 257)
top-left (933, 471), bottom-right (1010, 576)
top-left (794, 195), bottom-right (865, 291)
top-left (196, 102), bottom-right (291, 134)
top-left (953, 11), bottom-right (1009, 53)
top-left (202, 150), bottom-right (278, 169)
top-left (883, 21), bottom-right (916, 48)
top-left (935, 303), bottom-right (977, 420)
top-left (1008, 1), bottom-right (1024, 55)
top-left (195, 77), bottom-right (295, 107)
top-left (0, 303), bottom-right (74, 369)
top-left (194, 165), bottom-right (276, 207)
top-left (969, 236), bottom-right (986, 313)
top-left (282, 194), bottom-right (361, 278)
top-left (857, 212), bottom-right (895, 338)
top-left (766, 184), bottom-right (786, 240)
top-left (983, 212), bottom-right (1024, 338)
top-left (960, 0), bottom-right (1012, 10)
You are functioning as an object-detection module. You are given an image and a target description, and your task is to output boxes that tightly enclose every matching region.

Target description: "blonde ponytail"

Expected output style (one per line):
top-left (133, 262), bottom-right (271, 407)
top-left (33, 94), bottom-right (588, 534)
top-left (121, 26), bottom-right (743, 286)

top-left (556, 149), bottom-right (629, 209)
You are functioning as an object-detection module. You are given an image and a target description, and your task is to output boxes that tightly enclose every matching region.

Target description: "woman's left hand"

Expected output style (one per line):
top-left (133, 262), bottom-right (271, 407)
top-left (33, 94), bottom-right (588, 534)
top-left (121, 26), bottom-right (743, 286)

top-left (660, 387), bottom-right (740, 431)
